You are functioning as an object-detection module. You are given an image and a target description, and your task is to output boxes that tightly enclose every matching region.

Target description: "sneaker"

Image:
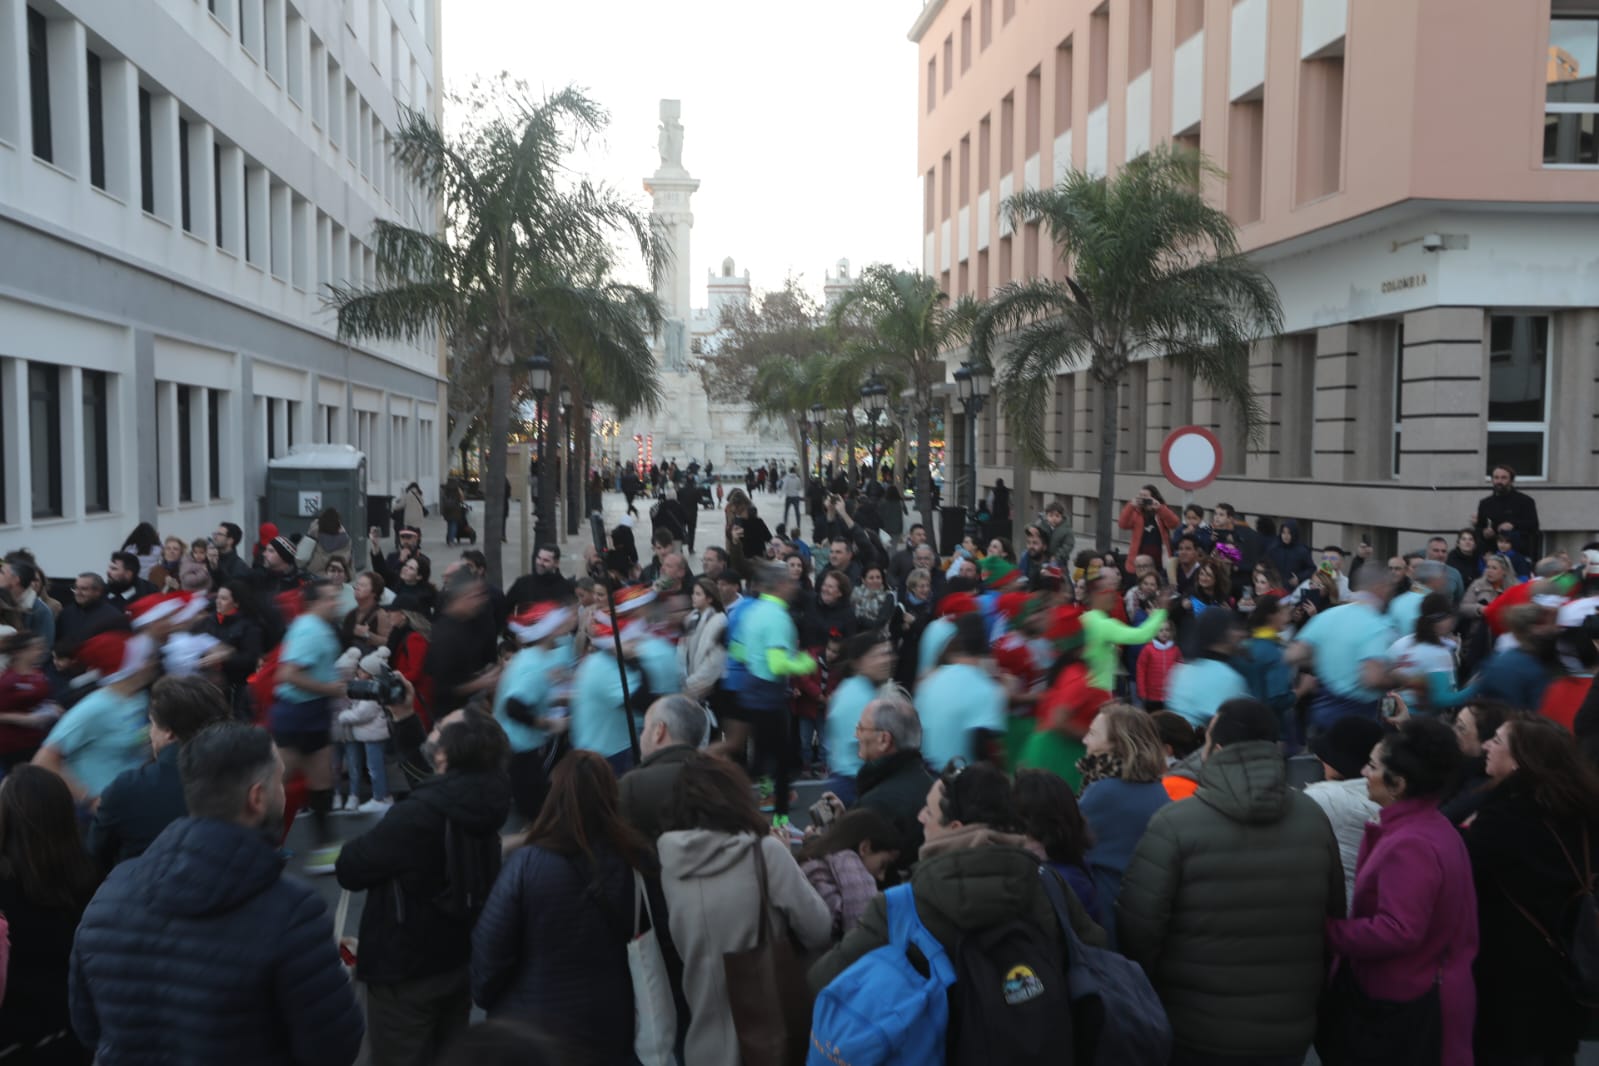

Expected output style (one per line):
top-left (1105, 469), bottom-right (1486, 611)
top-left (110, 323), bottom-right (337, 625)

top-left (357, 797), bottom-right (393, 815)
top-left (332, 795), bottom-right (354, 813)
top-left (304, 844), bottom-right (342, 875)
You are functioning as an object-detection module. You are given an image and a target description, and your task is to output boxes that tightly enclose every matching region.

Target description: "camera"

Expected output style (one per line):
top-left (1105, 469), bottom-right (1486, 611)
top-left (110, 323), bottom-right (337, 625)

top-left (348, 669), bottom-right (408, 706)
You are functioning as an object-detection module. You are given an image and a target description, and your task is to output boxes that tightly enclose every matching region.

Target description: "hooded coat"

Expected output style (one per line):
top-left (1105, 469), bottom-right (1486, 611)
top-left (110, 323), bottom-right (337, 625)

top-left (69, 817), bottom-right (364, 1066)
top-left (1117, 740), bottom-right (1345, 1058)
top-left (334, 768), bottom-right (511, 985)
top-left (657, 831), bottom-right (832, 1066)
top-left (1264, 519), bottom-right (1316, 589)
top-left (808, 824), bottom-right (1107, 992)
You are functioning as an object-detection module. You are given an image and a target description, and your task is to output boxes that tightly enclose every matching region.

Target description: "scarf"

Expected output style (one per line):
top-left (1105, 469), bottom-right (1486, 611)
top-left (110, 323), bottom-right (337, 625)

top-left (1075, 750), bottom-right (1125, 789)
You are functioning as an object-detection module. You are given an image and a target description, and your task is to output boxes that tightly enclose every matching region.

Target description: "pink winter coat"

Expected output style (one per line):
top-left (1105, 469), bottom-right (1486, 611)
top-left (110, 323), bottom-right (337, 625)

top-left (801, 850), bottom-right (881, 942)
top-left (1325, 797), bottom-right (1478, 1066)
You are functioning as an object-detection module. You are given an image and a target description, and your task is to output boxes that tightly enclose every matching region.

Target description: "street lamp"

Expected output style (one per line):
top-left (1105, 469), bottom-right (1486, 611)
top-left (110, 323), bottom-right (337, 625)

top-left (954, 361), bottom-right (990, 513)
top-left (861, 375), bottom-right (888, 474)
top-left (806, 403), bottom-right (828, 483)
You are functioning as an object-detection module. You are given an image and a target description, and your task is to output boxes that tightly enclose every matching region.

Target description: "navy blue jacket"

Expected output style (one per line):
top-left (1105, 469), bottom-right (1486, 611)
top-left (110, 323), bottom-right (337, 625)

top-left (69, 817), bottom-right (363, 1066)
top-left (86, 743), bottom-right (187, 868)
top-left (470, 843), bottom-right (636, 1060)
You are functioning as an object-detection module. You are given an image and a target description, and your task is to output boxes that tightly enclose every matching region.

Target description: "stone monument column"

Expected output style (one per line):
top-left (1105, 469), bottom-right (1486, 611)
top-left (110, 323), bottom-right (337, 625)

top-left (645, 100), bottom-right (700, 370)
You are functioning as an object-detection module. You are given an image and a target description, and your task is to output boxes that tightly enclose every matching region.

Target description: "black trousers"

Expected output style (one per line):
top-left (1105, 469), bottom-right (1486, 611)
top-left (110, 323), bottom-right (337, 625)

top-left (364, 966), bottom-right (472, 1066)
top-left (747, 703), bottom-right (796, 817)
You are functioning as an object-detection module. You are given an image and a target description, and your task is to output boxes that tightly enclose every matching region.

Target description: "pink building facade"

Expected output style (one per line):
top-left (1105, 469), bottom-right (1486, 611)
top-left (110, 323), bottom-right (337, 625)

top-left (912, 0), bottom-right (1599, 554)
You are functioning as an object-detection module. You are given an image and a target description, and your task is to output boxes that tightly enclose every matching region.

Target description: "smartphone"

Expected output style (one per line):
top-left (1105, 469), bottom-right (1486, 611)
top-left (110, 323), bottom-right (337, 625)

top-left (1361, 533), bottom-right (1371, 548)
top-left (1380, 694), bottom-right (1399, 719)
top-left (808, 797), bottom-right (838, 831)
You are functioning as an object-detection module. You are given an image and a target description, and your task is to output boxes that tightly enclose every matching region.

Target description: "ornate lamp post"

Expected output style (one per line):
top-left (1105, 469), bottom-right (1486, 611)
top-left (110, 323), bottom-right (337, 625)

top-left (954, 361), bottom-right (990, 514)
top-left (527, 351), bottom-right (552, 545)
top-left (861, 375), bottom-right (888, 475)
top-left (807, 403), bottom-right (826, 480)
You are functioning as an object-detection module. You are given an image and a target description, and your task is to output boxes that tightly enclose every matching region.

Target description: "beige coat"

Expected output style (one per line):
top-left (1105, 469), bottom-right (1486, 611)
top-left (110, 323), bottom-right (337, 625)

top-left (658, 831), bottom-right (832, 1066)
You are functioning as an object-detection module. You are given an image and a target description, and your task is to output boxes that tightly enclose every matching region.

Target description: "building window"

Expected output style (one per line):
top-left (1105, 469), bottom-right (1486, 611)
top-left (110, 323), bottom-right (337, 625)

top-left (27, 7), bottom-right (51, 163)
top-left (213, 142), bottom-right (224, 246)
top-left (209, 389), bottom-right (223, 498)
top-left (1055, 39), bottom-right (1074, 135)
top-left (1129, 0), bottom-right (1153, 78)
top-left (87, 50), bottom-right (105, 189)
top-left (1089, 6), bottom-right (1109, 109)
top-left (1227, 97), bottom-right (1264, 223)
top-left (179, 117), bottom-right (193, 231)
top-left (138, 89), bottom-right (154, 212)
top-left (1176, 0), bottom-right (1205, 42)
top-left (1000, 93), bottom-right (1015, 175)
top-left (980, 0), bottom-right (992, 49)
top-left (1025, 66), bottom-right (1042, 158)
top-left (1487, 314), bottom-right (1551, 479)
top-left (927, 57), bottom-right (936, 113)
top-left (1295, 52), bottom-right (1345, 203)
top-left (1002, 0), bottom-right (1015, 24)
top-left (177, 386), bottom-right (194, 502)
top-left (961, 10), bottom-right (972, 72)
top-left (943, 36), bottom-right (953, 94)
top-left (83, 370), bottom-right (109, 513)
top-left (28, 364), bottom-right (61, 518)
top-left (1546, 12), bottom-right (1599, 165)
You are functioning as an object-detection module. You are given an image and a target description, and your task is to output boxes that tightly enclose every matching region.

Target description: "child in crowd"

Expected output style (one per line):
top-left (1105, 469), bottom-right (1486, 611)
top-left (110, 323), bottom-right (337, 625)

top-left (1135, 620), bottom-right (1181, 711)
top-left (334, 647), bottom-right (393, 813)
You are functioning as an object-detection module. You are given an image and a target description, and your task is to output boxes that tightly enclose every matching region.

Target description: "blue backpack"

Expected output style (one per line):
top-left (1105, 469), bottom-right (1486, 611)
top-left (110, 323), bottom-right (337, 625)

top-left (807, 884), bottom-right (955, 1066)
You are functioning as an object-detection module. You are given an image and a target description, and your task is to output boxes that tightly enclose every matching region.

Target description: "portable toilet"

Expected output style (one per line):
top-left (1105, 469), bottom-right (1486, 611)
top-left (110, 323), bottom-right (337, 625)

top-left (264, 444), bottom-right (369, 569)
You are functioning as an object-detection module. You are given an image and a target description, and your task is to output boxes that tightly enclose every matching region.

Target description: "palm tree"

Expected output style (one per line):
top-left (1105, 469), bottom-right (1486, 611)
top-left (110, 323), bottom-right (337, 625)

top-left (833, 266), bottom-right (975, 548)
top-left (330, 82), bottom-right (661, 585)
top-left (970, 146), bottom-right (1282, 552)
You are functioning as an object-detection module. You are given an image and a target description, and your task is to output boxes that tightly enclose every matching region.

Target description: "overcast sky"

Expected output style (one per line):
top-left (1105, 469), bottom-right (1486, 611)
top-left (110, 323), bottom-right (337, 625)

top-left (441, 0), bottom-right (921, 307)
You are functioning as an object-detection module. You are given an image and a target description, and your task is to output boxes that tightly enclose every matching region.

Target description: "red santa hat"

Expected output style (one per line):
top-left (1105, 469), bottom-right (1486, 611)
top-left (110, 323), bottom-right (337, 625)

top-left (509, 603), bottom-right (573, 645)
top-left (129, 593), bottom-right (185, 630)
top-left (937, 591), bottom-right (980, 620)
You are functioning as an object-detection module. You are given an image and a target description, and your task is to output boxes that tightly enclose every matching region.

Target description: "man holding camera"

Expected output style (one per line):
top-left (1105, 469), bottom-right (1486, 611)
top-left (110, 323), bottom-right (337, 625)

top-left (269, 578), bottom-right (347, 873)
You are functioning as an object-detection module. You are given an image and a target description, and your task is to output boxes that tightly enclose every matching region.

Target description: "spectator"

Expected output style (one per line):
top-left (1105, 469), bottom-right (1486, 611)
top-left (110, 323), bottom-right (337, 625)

top-left (1302, 716), bottom-right (1384, 909)
top-left (0, 630), bottom-right (58, 772)
top-left (1323, 718), bottom-right (1476, 1066)
top-left (1118, 698), bottom-right (1345, 1065)
top-left (620, 695), bottom-right (709, 840)
top-left (70, 722), bottom-right (364, 1065)
top-left (810, 762), bottom-right (1105, 994)
top-left (1439, 699), bottom-right (1513, 826)
top-left (1118, 486), bottom-right (1178, 574)
top-left (1465, 715), bottom-right (1599, 1064)
top-left (1474, 463), bottom-right (1540, 559)
top-left (798, 808), bottom-right (902, 942)
top-left (1135, 619), bottom-right (1181, 711)
top-left (88, 675), bottom-right (227, 868)
top-left (1043, 500), bottom-right (1076, 568)
top-left (677, 577), bottom-right (727, 706)
top-left (850, 692), bottom-right (936, 857)
top-left (1076, 703), bottom-right (1170, 942)
top-left (659, 754), bottom-right (832, 1066)
top-left (1014, 768), bottom-right (1098, 915)
top-left (0, 765), bottom-right (100, 1065)
top-left (1263, 519), bottom-right (1315, 590)
top-left (1, 553), bottom-right (53, 651)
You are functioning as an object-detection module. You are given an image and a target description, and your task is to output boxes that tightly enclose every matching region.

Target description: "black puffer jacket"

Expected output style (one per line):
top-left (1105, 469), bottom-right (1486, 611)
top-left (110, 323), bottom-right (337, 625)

top-left (69, 817), bottom-right (363, 1066)
top-left (334, 768), bottom-right (512, 985)
top-left (1117, 741), bottom-right (1344, 1058)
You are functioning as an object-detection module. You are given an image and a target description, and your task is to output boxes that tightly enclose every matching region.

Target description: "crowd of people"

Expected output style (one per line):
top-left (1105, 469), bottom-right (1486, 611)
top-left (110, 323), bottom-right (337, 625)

top-left (1, 457), bottom-right (1597, 1065)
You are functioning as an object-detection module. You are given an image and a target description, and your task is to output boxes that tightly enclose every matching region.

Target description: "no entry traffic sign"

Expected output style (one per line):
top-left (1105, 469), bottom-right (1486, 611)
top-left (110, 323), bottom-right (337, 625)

top-left (1160, 425), bottom-right (1223, 491)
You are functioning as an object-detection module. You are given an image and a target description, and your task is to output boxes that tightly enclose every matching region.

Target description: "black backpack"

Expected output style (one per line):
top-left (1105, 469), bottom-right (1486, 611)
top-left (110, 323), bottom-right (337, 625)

top-left (433, 818), bottom-right (503, 920)
top-left (945, 914), bottom-right (1073, 1066)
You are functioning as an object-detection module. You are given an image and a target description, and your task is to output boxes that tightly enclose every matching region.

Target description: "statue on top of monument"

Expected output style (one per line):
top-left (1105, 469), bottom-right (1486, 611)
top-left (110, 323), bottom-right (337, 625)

top-left (658, 100), bottom-right (684, 171)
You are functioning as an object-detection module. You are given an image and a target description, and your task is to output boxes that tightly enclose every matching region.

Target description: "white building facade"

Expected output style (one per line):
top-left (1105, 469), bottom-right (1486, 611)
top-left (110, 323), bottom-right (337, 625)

top-left (0, 0), bottom-right (444, 576)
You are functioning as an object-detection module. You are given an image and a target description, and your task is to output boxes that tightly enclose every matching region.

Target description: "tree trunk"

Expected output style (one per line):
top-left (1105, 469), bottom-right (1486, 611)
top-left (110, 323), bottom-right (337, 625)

top-left (483, 353), bottom-right (511, 586)
top-left (1095, 371), bottom-right (1121, 552)
top-left (846, 418), bottom-right (858, 485)
top-left (916, 391), bottom-right (936, 552)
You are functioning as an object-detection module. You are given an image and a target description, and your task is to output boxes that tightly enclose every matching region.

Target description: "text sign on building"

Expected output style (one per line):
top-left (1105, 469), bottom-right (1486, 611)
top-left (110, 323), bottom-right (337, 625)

top-left (298, 491), bottom-right (322, 516)
top-left (1380, 272), bottom-right (1427, 294)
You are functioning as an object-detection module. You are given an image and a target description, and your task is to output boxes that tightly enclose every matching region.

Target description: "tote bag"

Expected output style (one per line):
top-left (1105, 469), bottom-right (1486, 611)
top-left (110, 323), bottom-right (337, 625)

top-left (628, 871), bottom-right (678, 1066)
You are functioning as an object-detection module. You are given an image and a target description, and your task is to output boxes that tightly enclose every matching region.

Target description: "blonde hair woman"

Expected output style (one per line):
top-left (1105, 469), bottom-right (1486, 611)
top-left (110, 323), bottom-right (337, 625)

top-left (1076, 703), bottom-right (1172, 942)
